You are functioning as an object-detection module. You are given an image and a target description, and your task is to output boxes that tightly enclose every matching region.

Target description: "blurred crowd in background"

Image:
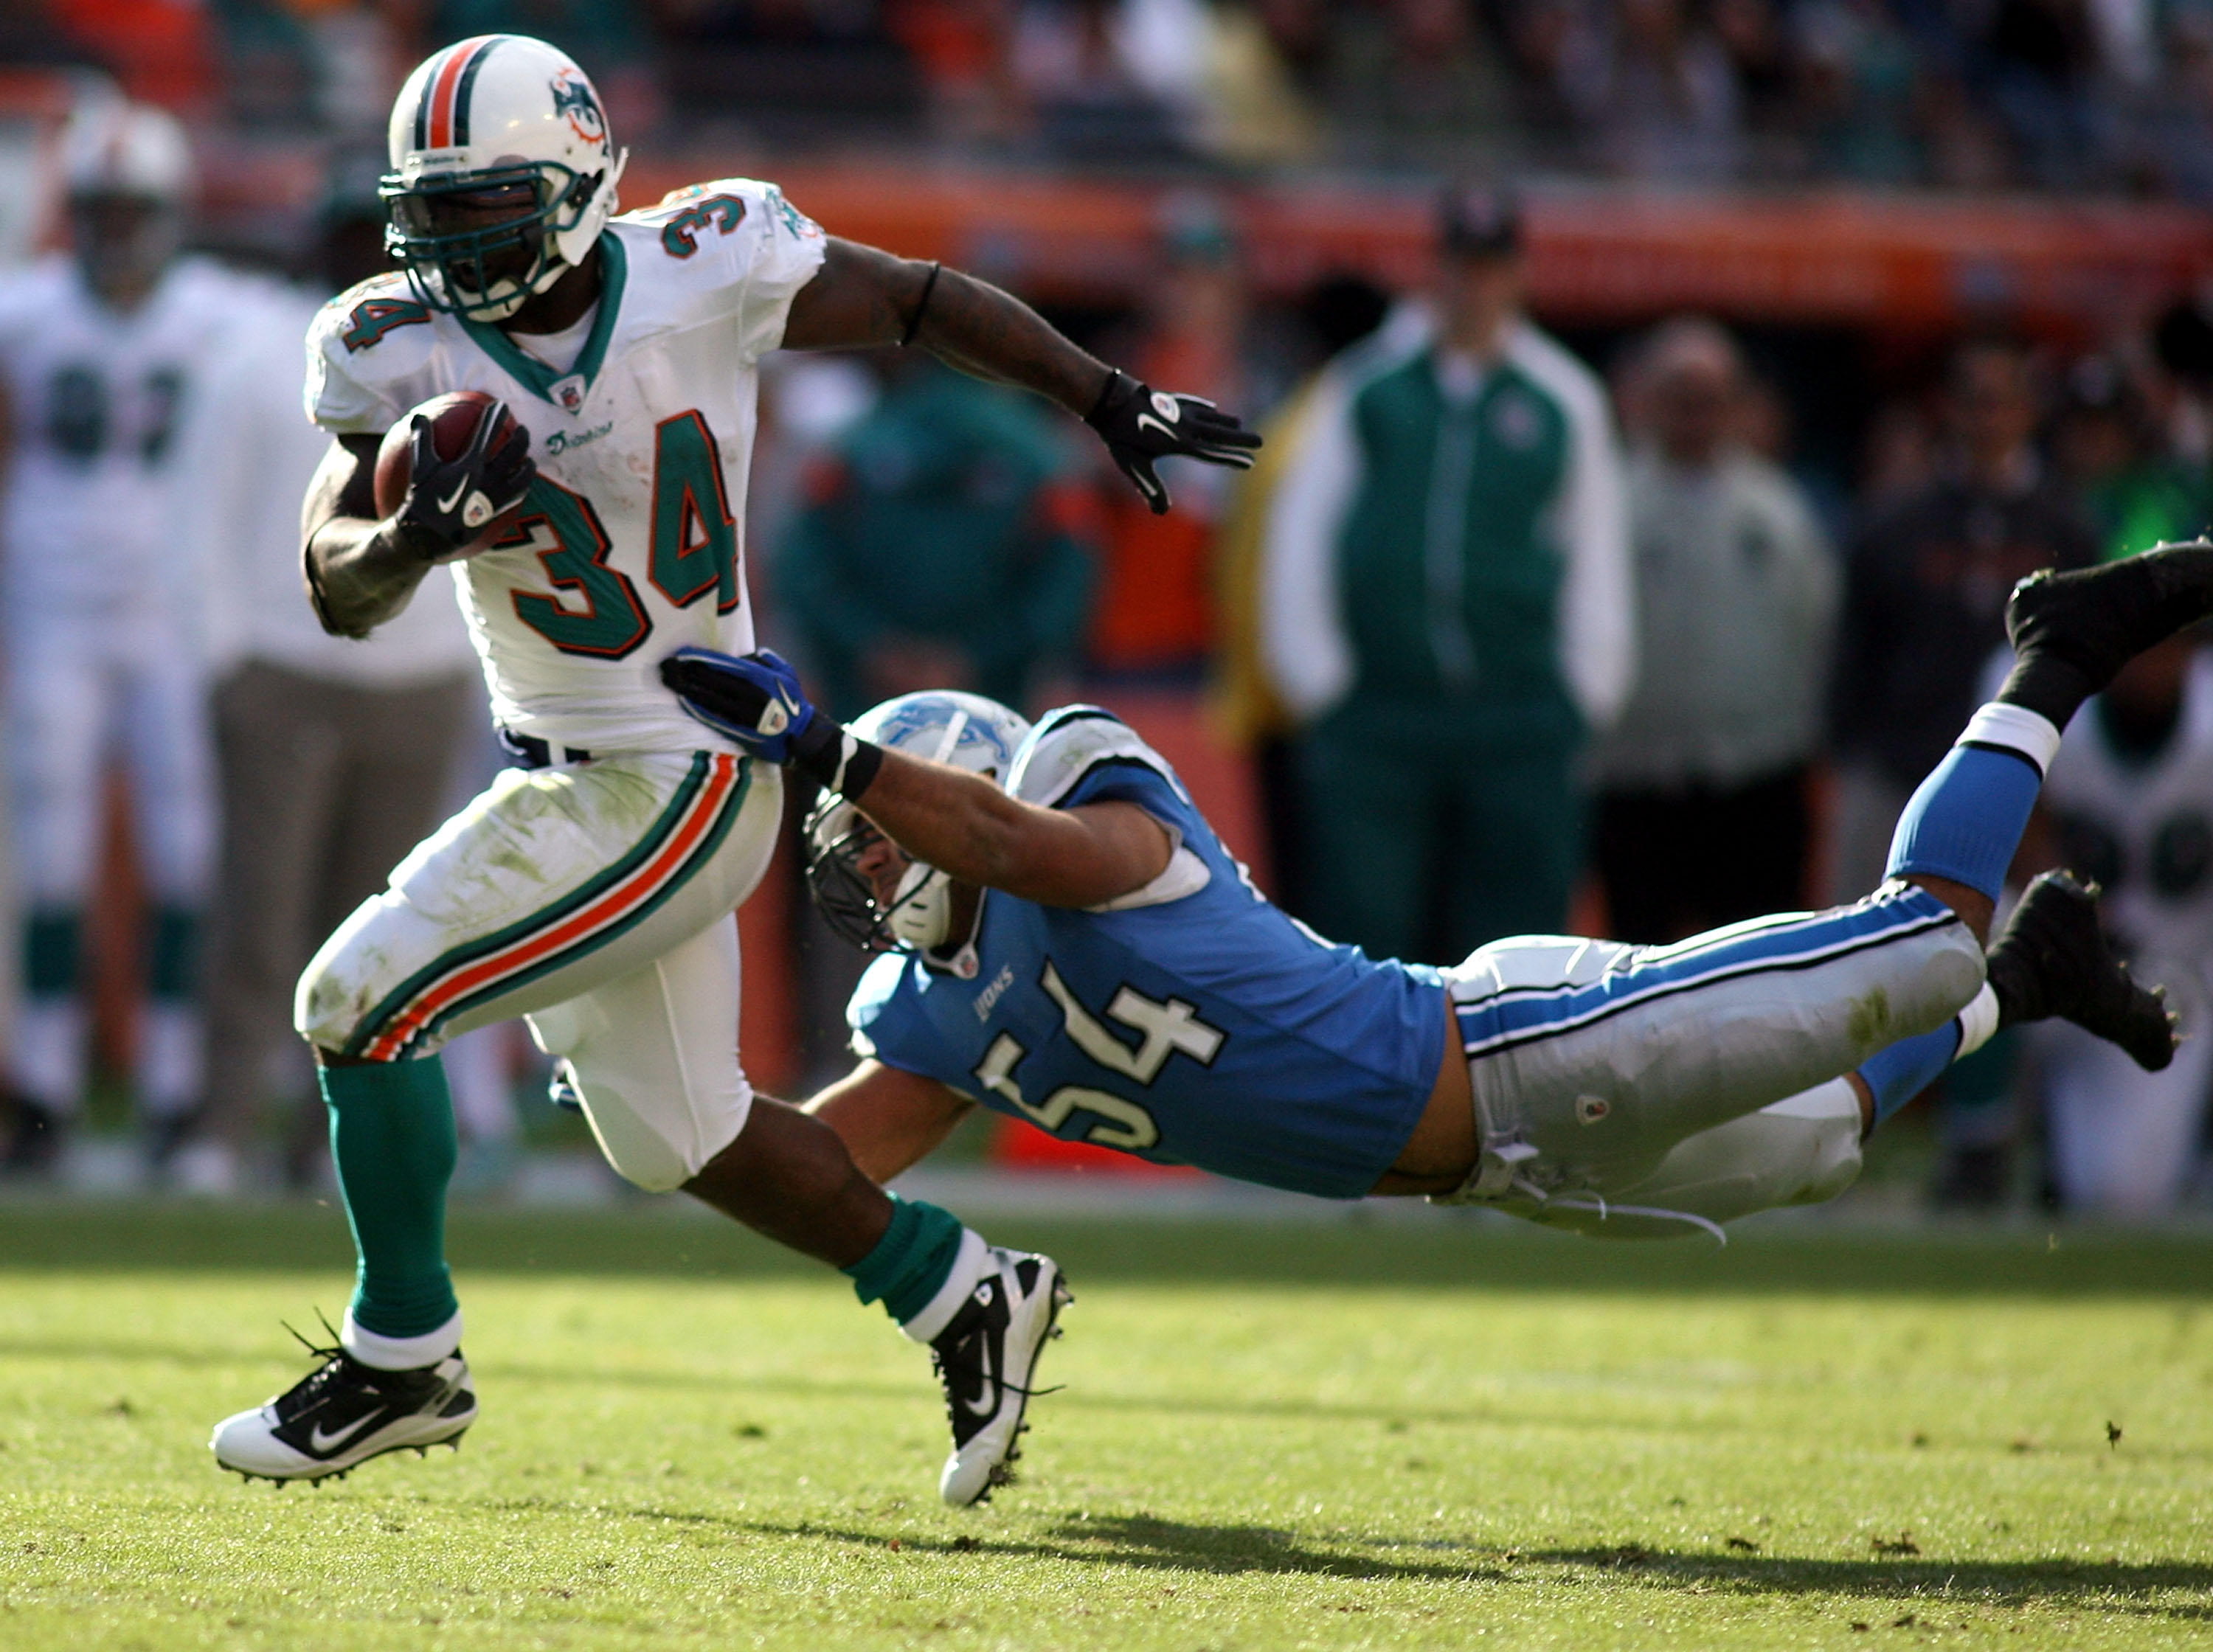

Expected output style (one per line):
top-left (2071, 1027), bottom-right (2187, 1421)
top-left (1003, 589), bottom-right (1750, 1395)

top-left (12, 0), bottom-right (2213, 192)
top-left (4, 7), bottom-right (2213, 1222)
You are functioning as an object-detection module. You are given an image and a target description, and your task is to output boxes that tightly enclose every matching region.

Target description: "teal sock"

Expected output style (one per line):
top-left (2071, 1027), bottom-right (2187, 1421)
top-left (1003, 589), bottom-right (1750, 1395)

top-left (322, 1058), bottom-right (460, 1340)
top-left (24, 908), bottom-right (80, 995)
top-left (843, 1195), bottom-right (965, 1325)
top-left (147, 905), bottom-right (198, 997)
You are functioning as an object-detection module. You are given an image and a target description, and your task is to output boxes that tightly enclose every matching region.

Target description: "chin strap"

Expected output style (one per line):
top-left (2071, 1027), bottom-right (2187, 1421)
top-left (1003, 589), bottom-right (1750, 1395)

top-left (1436, 1133), bottom-right (1729, 1245)
top-left (1504, 1176), bottom-right (1728, 1246)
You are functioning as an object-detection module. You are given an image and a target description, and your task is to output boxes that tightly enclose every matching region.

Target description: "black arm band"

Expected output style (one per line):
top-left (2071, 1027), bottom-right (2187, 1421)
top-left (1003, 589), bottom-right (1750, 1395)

top-left (1087, 367), bottom-right (1136, 428)
top-left (898, 262), bottom-right (942, 349)
top-left (791, 718), bottom-right (884, 801)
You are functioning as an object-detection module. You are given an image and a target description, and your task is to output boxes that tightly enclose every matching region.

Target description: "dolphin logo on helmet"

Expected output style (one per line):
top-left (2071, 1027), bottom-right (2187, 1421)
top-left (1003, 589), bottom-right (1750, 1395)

top-left (550, 69), bottom-right (605, 144)
top-left (380, 35), bottom-right (628, 322)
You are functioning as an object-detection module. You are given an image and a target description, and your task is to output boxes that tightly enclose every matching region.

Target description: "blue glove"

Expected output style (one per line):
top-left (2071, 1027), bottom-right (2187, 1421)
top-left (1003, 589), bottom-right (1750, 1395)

top-left (659, 645), bottom-right (818, 760)
top-left (659, 647), bottom-right (885, 796)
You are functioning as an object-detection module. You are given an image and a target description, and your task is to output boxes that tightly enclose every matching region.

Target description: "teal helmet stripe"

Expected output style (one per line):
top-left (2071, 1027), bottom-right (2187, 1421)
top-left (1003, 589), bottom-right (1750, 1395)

top-left (409, 42), bottom-right (455, 150)
top-left (451, 35), bottom-right (502, 147)
top-left (409, 35), bottom-right (502, 153)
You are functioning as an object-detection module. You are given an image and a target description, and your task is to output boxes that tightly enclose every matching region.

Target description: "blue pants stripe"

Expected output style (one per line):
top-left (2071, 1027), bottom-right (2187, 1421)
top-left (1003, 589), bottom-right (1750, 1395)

top-left (1453, 886), bottom-right (1964, 1061)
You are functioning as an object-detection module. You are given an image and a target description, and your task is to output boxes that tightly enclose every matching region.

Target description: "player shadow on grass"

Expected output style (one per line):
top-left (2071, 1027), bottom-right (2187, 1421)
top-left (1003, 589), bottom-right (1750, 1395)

top-left (737, 1519), bottom-right (2213, 1612)
top-left (1532, 1547), bottom-right (2213, 1620)
top-left (738, 1513), bottom-right (1514, 1583)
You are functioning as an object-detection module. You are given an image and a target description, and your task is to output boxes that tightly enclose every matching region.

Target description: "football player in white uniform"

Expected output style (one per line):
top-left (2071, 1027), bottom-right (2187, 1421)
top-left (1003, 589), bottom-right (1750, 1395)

top-left (209, 34), bottom-right (1257, 1504)
top-left (0, 101), bottom-right (260, 1177)
top-left (2032, 632), bottom-right (2213, 1211)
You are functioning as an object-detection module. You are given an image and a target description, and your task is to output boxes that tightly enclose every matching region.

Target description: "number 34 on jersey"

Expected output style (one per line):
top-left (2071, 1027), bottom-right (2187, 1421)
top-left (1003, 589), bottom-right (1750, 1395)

top-left (496, 409), bottom-right (738, 660)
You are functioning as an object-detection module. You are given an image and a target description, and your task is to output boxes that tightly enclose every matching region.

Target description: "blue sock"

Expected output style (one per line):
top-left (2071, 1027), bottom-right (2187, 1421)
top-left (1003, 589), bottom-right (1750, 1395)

top-left (843, 1194), bottom-right (966, 1325)
top-left (1885, 743), bottom-right (2044, 901)
top-left (1859, 1023), bottom-right (1964, 1128)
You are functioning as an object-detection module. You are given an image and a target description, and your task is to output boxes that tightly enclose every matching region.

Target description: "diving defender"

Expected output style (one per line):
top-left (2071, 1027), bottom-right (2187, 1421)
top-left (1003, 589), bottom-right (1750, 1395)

top-left (662, 545), bottom-right (2194, 1240)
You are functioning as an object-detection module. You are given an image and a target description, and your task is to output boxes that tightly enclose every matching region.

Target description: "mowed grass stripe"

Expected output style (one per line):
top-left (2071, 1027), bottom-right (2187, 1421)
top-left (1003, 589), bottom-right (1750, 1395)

top-left (3, 1199), bottom-right (2210, 1293)
top-left (1, 1207), bottom-right (2209, 1649)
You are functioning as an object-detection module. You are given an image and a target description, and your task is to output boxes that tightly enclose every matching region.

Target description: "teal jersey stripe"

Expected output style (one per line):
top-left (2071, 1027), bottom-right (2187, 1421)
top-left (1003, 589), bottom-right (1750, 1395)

top-left (342, 752), bottom-right (724, 1059)
top-left (414, 760), bottom-right (754, 1049)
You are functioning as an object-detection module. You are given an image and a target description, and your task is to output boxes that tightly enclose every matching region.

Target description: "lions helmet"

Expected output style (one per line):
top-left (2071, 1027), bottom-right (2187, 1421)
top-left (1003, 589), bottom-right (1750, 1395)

top-left (381, 34), bottom-right (627, 321)
top-left (805, 692), bottom-right (1033, 964)
top-left (61, 99), bottom-right (193, 299)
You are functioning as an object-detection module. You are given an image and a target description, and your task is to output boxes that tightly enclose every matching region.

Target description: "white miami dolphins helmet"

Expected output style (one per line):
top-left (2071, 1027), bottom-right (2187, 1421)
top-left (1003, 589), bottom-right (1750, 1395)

top-left (805, 692), bottom-right (1034, 964)
top-left (60, 99), bottom-right (194, 299)
top-left (381, 34), bottom-right (628, 321)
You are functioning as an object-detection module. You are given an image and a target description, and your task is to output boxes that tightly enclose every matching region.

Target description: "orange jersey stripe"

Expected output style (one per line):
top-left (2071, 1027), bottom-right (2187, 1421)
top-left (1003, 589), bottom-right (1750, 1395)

top-left (364, 754), bottom-right (741, 1059)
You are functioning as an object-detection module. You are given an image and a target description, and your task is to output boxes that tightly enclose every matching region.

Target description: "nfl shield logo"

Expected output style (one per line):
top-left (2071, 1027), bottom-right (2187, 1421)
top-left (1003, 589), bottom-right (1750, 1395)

top-left (551, 375), bottom-right (586, 414)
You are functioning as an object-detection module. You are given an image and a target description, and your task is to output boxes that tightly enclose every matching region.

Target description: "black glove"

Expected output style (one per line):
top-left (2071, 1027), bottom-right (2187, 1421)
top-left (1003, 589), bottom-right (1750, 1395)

top-left (392, 400), bottom-right (536, 560)
top-left (1085, 369), bottom-right (1261, 515)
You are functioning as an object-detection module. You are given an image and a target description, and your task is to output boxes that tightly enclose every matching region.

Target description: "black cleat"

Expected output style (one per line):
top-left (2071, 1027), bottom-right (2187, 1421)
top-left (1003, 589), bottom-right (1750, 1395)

top-left (1987, 870), bottom-right (2178, 1071)
top-left (929, 1249), bottom-right (1070, 1507)
top-left (142, 1108), bottom-right (207, 1180)
top-left (1930, 1143), bottom-right (2011, 1210)
top-left (0, 1097), bottom-right (66, 1180)
top-left (2003, 539), bottom-right (2213, 727)
top-left (210, 1332), bottom-right (475, 1484)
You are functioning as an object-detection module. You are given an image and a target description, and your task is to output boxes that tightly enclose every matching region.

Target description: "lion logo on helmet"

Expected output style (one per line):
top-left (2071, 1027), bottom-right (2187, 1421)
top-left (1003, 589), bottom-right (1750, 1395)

top-left (550, 69), bottom-right (606, 145)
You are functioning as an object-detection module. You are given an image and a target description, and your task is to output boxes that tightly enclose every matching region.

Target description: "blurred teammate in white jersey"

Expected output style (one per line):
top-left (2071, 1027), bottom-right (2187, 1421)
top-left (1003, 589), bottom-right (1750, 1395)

top-left (177, 168), bottom-right (485, 1196)
top-left (2032, 631), bottom-right (2213, 1212)
top-left (0, 102), bottom-right (259, 1176)
top-left (211, 35), bottom-right (1257, 1503)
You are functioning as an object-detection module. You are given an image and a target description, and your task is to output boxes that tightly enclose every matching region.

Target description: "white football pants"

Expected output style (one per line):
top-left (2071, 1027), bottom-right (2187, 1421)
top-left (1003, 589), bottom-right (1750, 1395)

top-left (6, 606), bottom-right (213, 1114)
top-left (1437, 881), bottom-right (1987, 1238)
top-left (297, 749), bottom-right (780, 1192)
top-left (2034, 962), bottom-right (2213, 1215)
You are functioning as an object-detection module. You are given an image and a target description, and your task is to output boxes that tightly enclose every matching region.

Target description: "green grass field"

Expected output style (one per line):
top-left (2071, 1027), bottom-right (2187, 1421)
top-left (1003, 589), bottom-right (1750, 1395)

top-left (3, 1201), bottom-right (2211, 1651)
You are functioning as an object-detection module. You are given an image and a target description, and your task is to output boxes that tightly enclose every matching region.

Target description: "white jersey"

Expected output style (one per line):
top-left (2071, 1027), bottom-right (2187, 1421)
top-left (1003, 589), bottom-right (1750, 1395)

top-left (0, 253), bottom-right (260, 622)
top-left (305, 177), bottom-right (828, 752)
top-left (2042, 653), bottom-right (2213, 982)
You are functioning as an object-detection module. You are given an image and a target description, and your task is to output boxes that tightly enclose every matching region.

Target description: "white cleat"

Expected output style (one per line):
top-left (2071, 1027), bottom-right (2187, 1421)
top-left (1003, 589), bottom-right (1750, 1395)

top-left (211, 1337), bottom-right (475, 1485)
top-left (927, 1249), bottom-right (1071, 1508)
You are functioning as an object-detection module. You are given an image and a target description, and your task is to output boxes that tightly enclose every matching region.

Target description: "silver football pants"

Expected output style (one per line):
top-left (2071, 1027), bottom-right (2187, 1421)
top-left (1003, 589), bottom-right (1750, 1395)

top-left (1435, 881), bottom-right (1986, 1239)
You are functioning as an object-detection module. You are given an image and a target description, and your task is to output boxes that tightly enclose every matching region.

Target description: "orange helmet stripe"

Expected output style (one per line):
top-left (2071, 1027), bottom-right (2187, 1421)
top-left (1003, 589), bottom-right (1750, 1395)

top-left (423, 35), bottom-right (499, 150)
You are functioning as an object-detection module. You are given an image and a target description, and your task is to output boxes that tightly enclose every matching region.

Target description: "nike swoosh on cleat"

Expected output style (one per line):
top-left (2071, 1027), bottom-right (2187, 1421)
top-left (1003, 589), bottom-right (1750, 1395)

top-left (963, 1342), bottom-right (998, 1417)
top-left (308, 1409), bottom-right (384, 1455)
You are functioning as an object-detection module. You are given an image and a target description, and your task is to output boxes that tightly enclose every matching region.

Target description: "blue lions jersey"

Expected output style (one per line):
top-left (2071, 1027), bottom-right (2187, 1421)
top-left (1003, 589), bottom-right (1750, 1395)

top-left (848, 708), bottom-right (1444, 1198)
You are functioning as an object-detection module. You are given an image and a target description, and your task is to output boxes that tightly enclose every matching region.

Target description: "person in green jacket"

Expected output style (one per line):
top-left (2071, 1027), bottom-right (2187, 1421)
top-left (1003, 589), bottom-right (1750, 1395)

top-left (775, 358), bottom-right (1101, 721)
top-left (1256, 186), bottom-right (1632, 962)
top-left (2051, 355), bottom-right (2212, 566)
